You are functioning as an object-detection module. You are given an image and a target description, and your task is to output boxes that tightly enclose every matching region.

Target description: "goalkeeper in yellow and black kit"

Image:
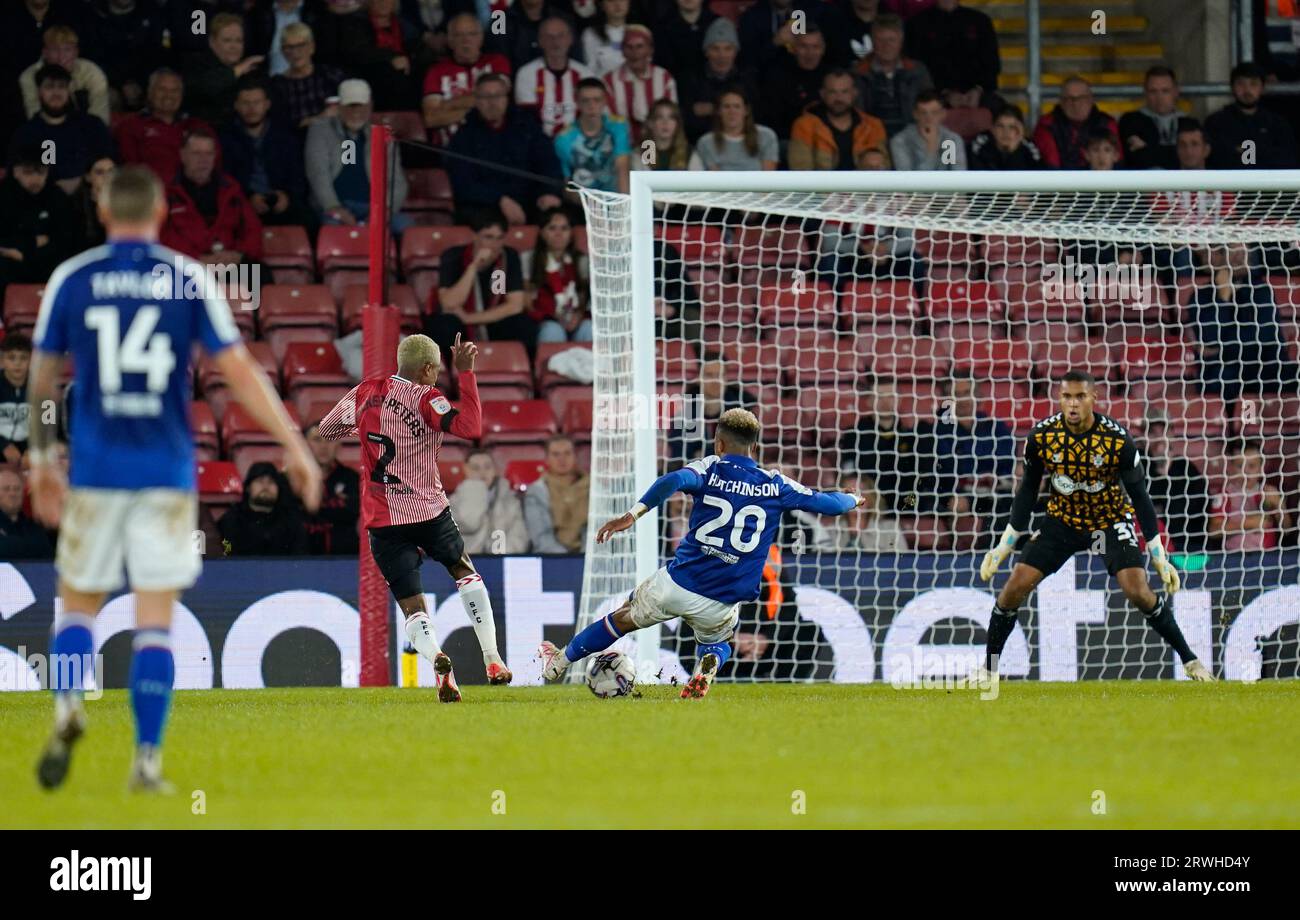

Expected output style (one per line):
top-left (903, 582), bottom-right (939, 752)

top-left (978, 371), bottom-right (1215, 681)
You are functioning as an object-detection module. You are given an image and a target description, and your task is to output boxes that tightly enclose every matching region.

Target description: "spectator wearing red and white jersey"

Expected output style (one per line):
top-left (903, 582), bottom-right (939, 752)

top-left (515, 15), bottom-right (595, 137)
top-left (603, 25), bottom-right (676, 139)
top-left (1031, 76), bottom-right (1121, 169)
top-left (421, 12), bottom-right (512, 146)
top-left (161, 129), bottom-right (264, 266)
top-left (116, 70), bottom-right (221, 183)
top-left (527, 208), bottom-right (592, 343)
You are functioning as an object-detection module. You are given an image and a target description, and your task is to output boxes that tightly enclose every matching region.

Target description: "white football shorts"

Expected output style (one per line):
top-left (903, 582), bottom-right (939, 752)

top-left (627, 567), bottom-right (739, 645)
top-left (56, 488), bottom-right (201, 593)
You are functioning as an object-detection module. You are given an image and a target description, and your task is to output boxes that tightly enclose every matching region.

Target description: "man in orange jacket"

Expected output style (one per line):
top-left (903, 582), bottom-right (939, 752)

top-left (788, 69), bottom-right (889, 170)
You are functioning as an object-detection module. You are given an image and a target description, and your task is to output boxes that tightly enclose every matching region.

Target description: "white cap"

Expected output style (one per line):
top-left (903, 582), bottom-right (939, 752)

top-left (338, 79), bottom-right (371, 107)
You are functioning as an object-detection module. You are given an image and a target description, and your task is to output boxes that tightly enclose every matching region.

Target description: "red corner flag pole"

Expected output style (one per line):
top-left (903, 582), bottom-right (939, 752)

top-left (359, 121), bottom-right (400, 686)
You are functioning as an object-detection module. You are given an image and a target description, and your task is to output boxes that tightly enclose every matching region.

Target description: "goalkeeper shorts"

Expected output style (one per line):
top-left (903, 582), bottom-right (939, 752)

top-left (1020, 514), bottom-right (1145, 578)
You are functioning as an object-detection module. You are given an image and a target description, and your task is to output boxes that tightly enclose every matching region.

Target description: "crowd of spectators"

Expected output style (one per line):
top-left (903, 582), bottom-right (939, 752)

top-left (3, 0), bottom-right (1300, 562)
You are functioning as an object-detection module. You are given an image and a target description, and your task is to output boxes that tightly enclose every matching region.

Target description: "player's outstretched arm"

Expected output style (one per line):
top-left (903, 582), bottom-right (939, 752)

top-left (597, 465), bottom-right (706, 544)
top-left (24, 350), bottom-right (68, 527)
top-left (214, 343), bottom-right (322, 513)
top-left (445, 333), bottom-right (482, 440)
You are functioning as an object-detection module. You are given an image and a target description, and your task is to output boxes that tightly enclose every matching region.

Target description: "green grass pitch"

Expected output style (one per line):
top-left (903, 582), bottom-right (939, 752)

top-left (3, 681), bottom-right (1298, 829)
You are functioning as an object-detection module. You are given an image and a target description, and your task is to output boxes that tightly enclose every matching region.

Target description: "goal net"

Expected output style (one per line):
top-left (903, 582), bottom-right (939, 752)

top-left (578, 172), bottom-right (1300, 685)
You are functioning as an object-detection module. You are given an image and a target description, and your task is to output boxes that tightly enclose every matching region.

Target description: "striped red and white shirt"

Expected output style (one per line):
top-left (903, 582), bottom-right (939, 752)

top-left (604, 64), bottom-right (677, 132)
top-left (515, 57), bottom-right (594, 137)
top-left (317, 372), bottom-right (482, 529)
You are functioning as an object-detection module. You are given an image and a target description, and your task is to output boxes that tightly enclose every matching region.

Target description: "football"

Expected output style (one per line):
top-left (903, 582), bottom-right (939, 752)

top-left (585, 651), bottom-right (637, 698)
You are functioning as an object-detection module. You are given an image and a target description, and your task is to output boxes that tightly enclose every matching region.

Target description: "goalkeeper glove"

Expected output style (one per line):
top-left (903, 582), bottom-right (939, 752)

top-left (979, 525), bottom-right (1021, 582)
top-left (1148, 533), bottom-right (1181, 595)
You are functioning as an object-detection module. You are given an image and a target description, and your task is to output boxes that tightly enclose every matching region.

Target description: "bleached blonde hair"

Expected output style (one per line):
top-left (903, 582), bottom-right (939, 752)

top-left (717, 407), bottom-right (760, 450)
top-left (397, 334), bottom-right (440, 377)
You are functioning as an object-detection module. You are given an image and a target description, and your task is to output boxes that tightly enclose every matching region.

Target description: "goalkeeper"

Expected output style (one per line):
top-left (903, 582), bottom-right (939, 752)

top-left (978, 371), bottom-right (1214, 681)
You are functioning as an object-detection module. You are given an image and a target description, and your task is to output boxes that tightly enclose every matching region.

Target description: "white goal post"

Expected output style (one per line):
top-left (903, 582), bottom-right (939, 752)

top-left (578, 169), bottom-right (1300, 685)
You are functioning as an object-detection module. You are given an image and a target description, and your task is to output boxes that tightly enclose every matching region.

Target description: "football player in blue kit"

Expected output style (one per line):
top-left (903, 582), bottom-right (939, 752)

top-left (539, 408), bottom-right (866, 698)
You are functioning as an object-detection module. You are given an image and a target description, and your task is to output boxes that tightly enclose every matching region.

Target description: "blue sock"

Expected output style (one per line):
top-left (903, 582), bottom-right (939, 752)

top-left (49, 612), bottom-right (95, 698)
top-left (129, 630), bottom-right (174, 750)
top-left (697, 641), bottom-right (732, 669)
top-left (565, 614), bottom-right (624, 662)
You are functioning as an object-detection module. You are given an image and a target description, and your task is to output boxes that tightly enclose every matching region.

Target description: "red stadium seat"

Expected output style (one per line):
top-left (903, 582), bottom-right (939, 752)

top-left (798, 388), bottom-right (872, 446)
top-left (258, 284), bottom-right (338, 331)
top-left (504, 225), bottom-right (539, 253)
top-left (491, 443), bottom-right (547, 467)
top-left (916, 230), bottom-right (974, 264)
top-left (477, 384), bottom-right (534, 402)
top-left (197, 460), bottom-right (243, 505)
top-left (1234, 395), bottom-right (1300, 437)
top-left (294, 384), bottom-right (352, 422)
top-left (315, 225), bottom-right (370, 273)
top-left (657, 340), bottom-right (698, 382)
top-left (400, 225), bottom-right (475, 272)
top-left (573, 226), bottom-right (588, 254)
top-left (191, 401), bottom-right (219, 453)
top-left (265, 325), bottom-right (337, 364)
top-left (1118, 337), bottom-right (1193, 380)
top-left (756, 282), bottom-right (837, 328)
top-left (1033, 340), bottom-right (1114, 383)
top-left (951, 339), bottom-right (1035, 379)
top-left (839, 279), bottom-right (918, 324)
top-left (655, 224), bottom-right (727, 267)
top-left (731, 223), bottom-right (811, 269)
top-left (340, 283), bottom-right (422, 333)
top-left (261, 225), bottom-right (314, 283)
top-left (535, 341), bottom-right (593, 392)
top-left (403, 168), bottom-right (454, 217)
top-left (372, 110), bottom-right (426, 142)
top-left (1002, 279), bottom-right (1087, 324)
top-left (439, 460), bottom-right (466, 494)
top-left (720, 342), bottom-right (784, 386)
top-left (222, 401), bottom-right (301, 450)
top-left (927, 280), bottom-right (1002, 322)
top-left (788, 339), bottom-right (861, 387)
top-left (850, 328), bottom-right (950, 379)
top-left (547, 384), bottom-right (593, 424)
top-left (480, 399), bottom-right (558, 445)
top-left (561, 399), bottom-right (593, 441)
top-left (468, 340), bottom-right (532, 388)
top-left (2, 284), bottom-right (44, 332)
top-left (984, 236), bottom-right (1059, 267)
top-left (231, 444), bottom-right (286, 479)
top-left (503, 458), bottom-right (547, 490)
top-left (283, 341), bottom-right (349, 393)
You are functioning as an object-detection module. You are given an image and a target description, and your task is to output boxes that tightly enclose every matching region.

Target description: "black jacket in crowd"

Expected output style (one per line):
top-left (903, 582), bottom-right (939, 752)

top-left (968, 131), bottom-right (1046, 170)
top-left (905, 2), bottom-right (1000, 94)
top-left (0, 510), bottom-right (52, 559)
top-left (1204, 102), bottom-right (1299, 169)
top-left (303, 462), bottom-right (361, 556)
top-left (0, 175), bottom-right (82, 286)
top-left (219, 462), bottom-right (311, 556)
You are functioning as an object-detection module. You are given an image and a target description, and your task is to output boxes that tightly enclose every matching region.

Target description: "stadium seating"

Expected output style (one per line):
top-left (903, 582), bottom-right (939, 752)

top-left (504, 458), bottom-right (547, 490)
top-left (197, 460), bottom-right (243, 505)
top-left (222, 401), bottom-right (301, 451)
top-left (839, 279), bottom-right (918, 325)
top-left (2, 284), bottom-right (44, 334)
top-left (282, 342), bottom-right (350, 403)
top-left (400, 225), bottom-right (476, 307)
top-left (192, 400), bottom-right (220, 455)
top-left (480, 399), bottom-right (558, 445)
top-left (340, 283), bottom-right (422, 334)
top-left (756, 282), bottom-right (838, 328)
top-left (468, 340), bottom-right (532, 388)
top-left (403, 168), bottom-right (455, 223)
top-left (439, 460), bottom-right (465, 494)
top-left (535, 341), bottom-right (592, 393)
top-left (561, 399), bottom-right (593, 443)
top-left (547, 384), bottom-right (593, 425)
top-left (261, 225), bottom-right (314, 284)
